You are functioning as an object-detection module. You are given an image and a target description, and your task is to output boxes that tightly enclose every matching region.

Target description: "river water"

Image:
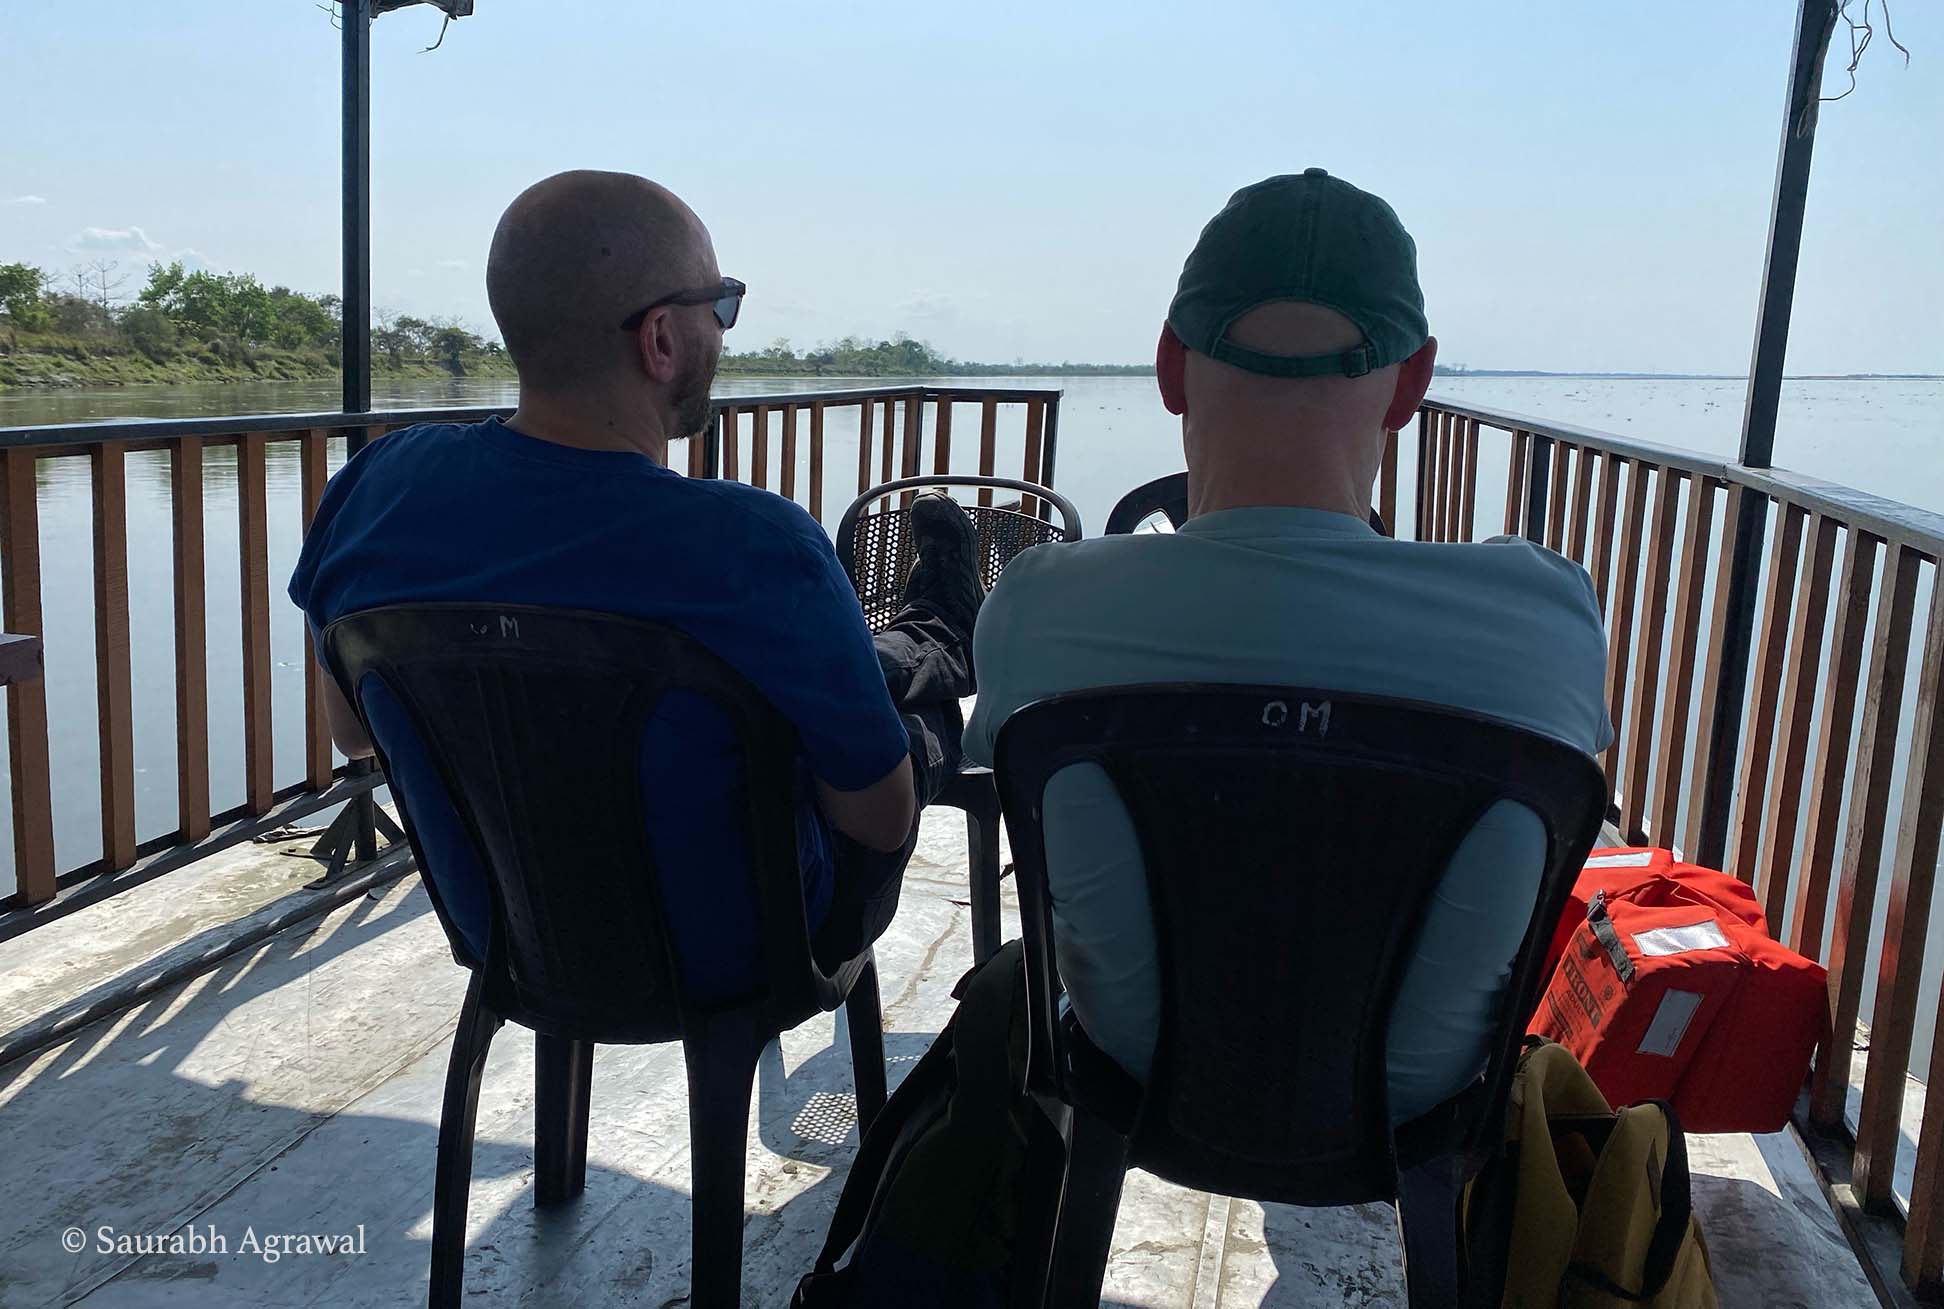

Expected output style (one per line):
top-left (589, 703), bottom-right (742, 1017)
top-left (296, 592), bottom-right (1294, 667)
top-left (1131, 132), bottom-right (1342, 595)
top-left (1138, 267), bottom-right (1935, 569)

top-left (2, 373), bottom-right (1942, 1073)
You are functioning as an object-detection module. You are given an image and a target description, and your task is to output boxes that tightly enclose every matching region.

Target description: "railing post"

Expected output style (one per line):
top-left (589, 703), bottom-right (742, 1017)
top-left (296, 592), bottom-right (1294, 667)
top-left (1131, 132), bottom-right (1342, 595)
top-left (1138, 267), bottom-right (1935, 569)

top-left (0, 448), bottom-right (55, 905)
top-left (1415, 407), bottom-right (1431, 541)
top-left (237, 433), bottom-right (276, 816)
top-left (704, 404), bottom-right (723, 479)
top-left (1378, 428), bottom-right (1398, 538)
top-left (1040, 393), bottom-right (1061, 489)
top-left (1523, 433), bottom-right (1552, 544)
top-left (171, 438), bottom-right (210, 844)
top-left (92, 442), bottom-right (137, 870)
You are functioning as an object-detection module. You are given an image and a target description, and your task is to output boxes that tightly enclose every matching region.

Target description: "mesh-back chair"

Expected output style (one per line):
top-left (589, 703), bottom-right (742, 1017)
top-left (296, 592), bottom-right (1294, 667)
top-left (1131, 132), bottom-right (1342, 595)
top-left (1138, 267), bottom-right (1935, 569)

top-left (992, 687), bottom-right (1607, 1307)
top-left (1105, 470), bottom-right (1390, 537)
top-left (322, 604), bottom-right (889, 1309)
top-left (834, 475), bottom-right (1083, 963)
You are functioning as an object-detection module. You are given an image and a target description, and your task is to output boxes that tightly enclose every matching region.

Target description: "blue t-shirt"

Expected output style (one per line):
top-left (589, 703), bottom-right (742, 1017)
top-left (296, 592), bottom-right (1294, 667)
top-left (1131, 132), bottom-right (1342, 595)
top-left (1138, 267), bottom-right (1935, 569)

top-left (289, 417), bottom-right (910, 1001)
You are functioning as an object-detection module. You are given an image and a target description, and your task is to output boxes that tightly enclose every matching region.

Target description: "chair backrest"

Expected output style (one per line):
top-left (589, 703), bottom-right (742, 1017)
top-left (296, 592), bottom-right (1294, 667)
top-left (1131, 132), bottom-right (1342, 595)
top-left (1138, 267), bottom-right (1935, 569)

top-left (993, 686), bottom-right (1606, 1205)
top-left (835, 475), bottom-right (1084, 632)
top-left (1105, 471), bottom-right (1391, 537)
top-left (1104, 472), bottom-right (1191, 536)
top-left (323, 603), bottom-right (850, 1041)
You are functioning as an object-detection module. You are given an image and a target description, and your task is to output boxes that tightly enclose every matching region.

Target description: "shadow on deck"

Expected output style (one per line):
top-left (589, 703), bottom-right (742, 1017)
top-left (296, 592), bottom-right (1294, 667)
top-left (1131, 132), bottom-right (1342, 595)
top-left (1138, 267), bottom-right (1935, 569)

top-left (0, 809), bottom-right (1877, 1307)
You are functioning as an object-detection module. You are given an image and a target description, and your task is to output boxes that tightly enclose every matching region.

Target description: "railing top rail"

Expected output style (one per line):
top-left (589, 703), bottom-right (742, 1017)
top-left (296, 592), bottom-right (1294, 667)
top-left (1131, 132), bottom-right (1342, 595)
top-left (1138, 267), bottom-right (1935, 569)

top-left (0, 383), bottom-right (1064, 452)
top-left (1423, 396), bottom-right (1733, 479)
top-left (0, 405), bottom-right (517, 448)
top-left (1424, 394), bottom-right (1944, 559)
top-left (1741, 465), bottom-right (1944, 560)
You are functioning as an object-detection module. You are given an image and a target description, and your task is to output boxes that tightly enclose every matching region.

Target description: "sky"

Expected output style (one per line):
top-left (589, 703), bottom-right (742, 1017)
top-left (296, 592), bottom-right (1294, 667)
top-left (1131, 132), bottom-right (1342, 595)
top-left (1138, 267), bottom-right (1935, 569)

top-left (2, 1), bottom-right (1939, 374)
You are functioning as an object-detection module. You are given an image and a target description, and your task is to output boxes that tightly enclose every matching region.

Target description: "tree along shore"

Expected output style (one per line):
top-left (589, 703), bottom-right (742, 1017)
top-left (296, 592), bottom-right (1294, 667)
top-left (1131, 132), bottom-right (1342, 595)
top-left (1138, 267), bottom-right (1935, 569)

top-left (0, 259), bottom-right (1149, 391)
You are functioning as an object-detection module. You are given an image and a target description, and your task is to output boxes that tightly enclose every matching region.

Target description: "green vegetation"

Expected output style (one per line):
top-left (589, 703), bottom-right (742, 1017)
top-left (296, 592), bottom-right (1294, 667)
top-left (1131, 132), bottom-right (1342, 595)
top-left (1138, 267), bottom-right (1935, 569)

top-left (0, 259), bottom-right (512, 389)
top-left (719, 336), bottom-right (1150, 378)
top-left (1, 258), bottom-right (1150, 390)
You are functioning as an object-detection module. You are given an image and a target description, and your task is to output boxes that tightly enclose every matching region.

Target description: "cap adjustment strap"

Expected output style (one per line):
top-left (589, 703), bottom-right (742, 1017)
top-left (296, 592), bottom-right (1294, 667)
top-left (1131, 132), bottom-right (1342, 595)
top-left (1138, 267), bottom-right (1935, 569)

top-left (1207, 336), bottom-right (1379, 380)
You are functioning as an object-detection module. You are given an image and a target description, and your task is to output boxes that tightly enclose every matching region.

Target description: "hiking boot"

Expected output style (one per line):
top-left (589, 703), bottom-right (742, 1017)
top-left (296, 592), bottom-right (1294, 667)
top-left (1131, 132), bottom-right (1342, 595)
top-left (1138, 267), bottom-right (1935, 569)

top-left (903, 492), bottom-right (985, 644)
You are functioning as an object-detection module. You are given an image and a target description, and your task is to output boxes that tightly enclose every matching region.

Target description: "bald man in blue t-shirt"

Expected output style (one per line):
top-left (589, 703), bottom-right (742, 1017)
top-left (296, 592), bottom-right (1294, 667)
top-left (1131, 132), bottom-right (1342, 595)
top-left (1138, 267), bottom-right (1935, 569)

top-left (292, 171), bottom-right (986, 1001)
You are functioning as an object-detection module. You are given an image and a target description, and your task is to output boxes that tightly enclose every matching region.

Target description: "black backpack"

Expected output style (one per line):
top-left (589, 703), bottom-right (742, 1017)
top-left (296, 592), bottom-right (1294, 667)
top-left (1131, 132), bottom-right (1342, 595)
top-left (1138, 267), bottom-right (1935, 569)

top-left (793, 941), bottom-right (1066, 1307)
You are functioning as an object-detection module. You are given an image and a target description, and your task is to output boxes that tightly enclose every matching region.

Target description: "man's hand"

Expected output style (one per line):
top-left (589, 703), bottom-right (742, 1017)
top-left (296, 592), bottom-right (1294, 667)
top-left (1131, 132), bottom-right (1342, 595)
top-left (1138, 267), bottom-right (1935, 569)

top-left (816, 756), bottom-right (917, 854)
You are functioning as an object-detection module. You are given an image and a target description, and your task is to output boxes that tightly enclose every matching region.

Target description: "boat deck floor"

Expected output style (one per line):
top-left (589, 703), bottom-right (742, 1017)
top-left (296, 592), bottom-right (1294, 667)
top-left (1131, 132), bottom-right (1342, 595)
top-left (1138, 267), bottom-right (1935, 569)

top-left (0, 806), bottom-right (1877, 1307)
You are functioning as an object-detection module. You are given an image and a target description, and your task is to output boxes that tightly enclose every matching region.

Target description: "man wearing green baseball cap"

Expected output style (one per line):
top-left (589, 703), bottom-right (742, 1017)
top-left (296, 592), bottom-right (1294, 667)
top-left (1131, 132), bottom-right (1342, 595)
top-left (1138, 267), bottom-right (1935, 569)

top-left (965, 170), bottom-right (1611, 1124)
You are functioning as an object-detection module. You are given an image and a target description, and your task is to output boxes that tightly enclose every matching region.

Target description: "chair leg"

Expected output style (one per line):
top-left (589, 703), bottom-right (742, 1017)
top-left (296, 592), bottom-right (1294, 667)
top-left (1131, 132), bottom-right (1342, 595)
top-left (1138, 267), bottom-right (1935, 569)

top-left (845, 951), bottom-right (889, 1135)
top-left (967, 800), bottom-right (1003, 965)
top-left (683, 1015), bottom-right (766, 1309)
top-left (1048, 1108), bottom-right (1130, 1308)
top-left (1396, 1153), bottom-right (1466, 1309)
top-left (534, 1035), bottom-right (594, 1206)
top-left (430, 972), bottom-right (503, 1309)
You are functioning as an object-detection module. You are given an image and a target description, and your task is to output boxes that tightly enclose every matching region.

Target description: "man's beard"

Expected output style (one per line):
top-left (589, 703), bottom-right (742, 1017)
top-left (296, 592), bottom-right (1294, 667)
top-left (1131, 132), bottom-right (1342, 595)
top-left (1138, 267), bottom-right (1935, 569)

top-left (670, 340), bottom-right (720, 442)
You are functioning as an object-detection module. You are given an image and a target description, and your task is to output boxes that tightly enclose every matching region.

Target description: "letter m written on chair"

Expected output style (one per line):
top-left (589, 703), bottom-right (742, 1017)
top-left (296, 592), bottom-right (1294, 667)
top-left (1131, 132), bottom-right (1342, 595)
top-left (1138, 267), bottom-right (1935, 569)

top-left (1259, 699), bottom-right (1332, 736)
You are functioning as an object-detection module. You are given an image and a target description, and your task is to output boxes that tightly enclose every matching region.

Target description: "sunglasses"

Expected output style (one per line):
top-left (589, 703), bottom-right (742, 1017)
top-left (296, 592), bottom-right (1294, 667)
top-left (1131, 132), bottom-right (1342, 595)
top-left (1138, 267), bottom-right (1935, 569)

top-left (618, 276), bottom-right (745, 333)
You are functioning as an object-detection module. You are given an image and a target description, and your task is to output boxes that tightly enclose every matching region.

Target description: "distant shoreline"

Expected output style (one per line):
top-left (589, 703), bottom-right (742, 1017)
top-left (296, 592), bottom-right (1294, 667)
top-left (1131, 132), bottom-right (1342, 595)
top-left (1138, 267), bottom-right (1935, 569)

top-left (4, 363), bottom-right (1938, 394)
top-left (1433, 370), bottom-right (1942, 381)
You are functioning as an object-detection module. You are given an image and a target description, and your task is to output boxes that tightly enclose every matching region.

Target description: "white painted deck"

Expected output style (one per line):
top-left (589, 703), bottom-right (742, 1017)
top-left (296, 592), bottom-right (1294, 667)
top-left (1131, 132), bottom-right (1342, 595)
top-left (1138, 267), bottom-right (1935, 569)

top-left (0, 807), bottom-right (1877, 1307)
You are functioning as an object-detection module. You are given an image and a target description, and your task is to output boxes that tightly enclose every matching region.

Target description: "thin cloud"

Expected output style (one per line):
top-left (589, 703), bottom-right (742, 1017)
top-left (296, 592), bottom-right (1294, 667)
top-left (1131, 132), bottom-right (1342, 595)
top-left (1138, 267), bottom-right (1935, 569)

top-left (898, 292), bottom-right (960, 322)
top-left (69, 226), bottom-right (163, 254)
top-left (435, 258), bottom-right (468, 270)
top-left (5, 195), bottom-right (48, 207)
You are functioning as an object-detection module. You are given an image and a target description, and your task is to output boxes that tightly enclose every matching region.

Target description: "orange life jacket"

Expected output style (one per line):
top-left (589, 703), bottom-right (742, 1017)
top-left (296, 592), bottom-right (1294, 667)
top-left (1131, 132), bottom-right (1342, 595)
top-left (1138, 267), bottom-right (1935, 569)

top-left (1528, 849), bottom-right (1827, 1134)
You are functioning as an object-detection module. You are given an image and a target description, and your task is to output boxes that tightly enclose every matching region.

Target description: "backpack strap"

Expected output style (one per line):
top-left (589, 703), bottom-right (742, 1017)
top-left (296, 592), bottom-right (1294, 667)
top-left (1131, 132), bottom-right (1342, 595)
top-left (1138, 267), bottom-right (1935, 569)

top-left (1587, 891), bottom-right (1636, 984)
top-left (1635, 1099), bottom-right (1694, 1297)
top-left (1564, 1099), bottom-right (1694, 1302)
top-left (948, 940), bottom-right (1029, 1120)
top-left (798, 942), bottom-right (1025, 1283)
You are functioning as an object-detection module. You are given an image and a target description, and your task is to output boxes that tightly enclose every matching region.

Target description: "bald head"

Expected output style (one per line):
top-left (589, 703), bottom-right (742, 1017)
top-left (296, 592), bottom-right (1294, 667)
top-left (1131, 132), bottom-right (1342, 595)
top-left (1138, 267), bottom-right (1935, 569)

top-left (1159, 299), bottom-right (1437, 518)
top-left (487, 170), bottom-right (718, 392)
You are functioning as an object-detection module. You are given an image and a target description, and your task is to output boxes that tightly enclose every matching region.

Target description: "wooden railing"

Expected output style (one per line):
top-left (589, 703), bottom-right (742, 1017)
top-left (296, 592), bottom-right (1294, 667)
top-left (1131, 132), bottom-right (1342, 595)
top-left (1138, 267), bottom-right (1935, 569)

top-left (1418, 398), bottom-right (1944, 1299)
top-left (0, 384), bottom-right (1060, 940)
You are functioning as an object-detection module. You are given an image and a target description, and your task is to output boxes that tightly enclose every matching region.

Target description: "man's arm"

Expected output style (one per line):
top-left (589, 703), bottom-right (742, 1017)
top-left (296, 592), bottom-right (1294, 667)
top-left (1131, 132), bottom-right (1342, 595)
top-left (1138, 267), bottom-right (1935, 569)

top-left (816, 756), bottom-right (917, 853)
top-left (728, 508), bottom-right (922, 852)
top-left (963, 558), bottom-right (1043, 767)
top-left (322, 672), bottom-right (375, 760)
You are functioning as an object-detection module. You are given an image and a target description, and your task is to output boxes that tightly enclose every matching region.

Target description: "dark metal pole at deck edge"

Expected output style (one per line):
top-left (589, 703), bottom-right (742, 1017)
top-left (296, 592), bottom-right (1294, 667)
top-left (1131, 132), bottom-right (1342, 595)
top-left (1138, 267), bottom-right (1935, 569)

top-left (1693, 0), bottom-right (1839, 868)
top-left (340, 0), bottom-right (379, 861)
top-left (341, 0), bottom-right (373, 435)
top-left (1524, 433), bottom-right (1553, 544)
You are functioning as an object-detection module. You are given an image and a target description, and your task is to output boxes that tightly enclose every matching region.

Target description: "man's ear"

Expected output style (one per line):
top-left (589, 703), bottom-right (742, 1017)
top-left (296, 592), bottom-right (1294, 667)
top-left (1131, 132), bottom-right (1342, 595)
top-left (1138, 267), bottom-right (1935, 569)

top-left (1384, 335), bottom-right (1437, 433)
top-left (1157, 322), bottom-right (1188, 415)
top-left (635, 311), bottom-right (682, 384)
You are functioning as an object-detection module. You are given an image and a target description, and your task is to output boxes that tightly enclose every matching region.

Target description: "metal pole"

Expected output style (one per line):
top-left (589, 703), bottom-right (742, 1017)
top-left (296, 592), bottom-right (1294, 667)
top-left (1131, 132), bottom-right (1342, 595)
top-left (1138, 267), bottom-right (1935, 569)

top-left (341, 0), bottom-right (372, 434)
top-left (1523, 434), bottom-right (1553, 544)
top-left (340, 0), bottom-right (379, 861)
top-left (1739, 0), bottom-right (1838, 470)
top-left (1694, 0), bottom-right (1839, 867)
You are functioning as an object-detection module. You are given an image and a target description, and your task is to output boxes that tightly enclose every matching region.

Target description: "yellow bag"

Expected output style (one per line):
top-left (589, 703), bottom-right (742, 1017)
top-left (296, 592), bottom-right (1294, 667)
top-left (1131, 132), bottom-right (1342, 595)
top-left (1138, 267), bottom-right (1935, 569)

top-left (1464, 1039), bottom-right (1717, 1308)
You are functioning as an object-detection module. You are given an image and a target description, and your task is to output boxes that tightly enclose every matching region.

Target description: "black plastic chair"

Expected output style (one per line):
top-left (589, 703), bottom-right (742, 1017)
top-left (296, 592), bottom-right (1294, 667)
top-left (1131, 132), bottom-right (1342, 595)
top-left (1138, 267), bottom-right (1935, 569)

top-left (834, 474), bottom-right (1084, 964)
top-left (991, 687), bottom-right (1607, 1307)
top-left (1103, 472), bottom-right (1191, 536)
top-left (321, 604), bottom-right (889, 1309)
top-left (1105, 470), bottom-right (1390, 537)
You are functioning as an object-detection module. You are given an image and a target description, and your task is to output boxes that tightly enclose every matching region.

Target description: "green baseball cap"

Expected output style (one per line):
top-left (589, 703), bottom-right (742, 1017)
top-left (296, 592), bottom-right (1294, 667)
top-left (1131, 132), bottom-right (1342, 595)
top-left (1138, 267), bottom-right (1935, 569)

top-left (1167, 169), bottom-right (1428, 379)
